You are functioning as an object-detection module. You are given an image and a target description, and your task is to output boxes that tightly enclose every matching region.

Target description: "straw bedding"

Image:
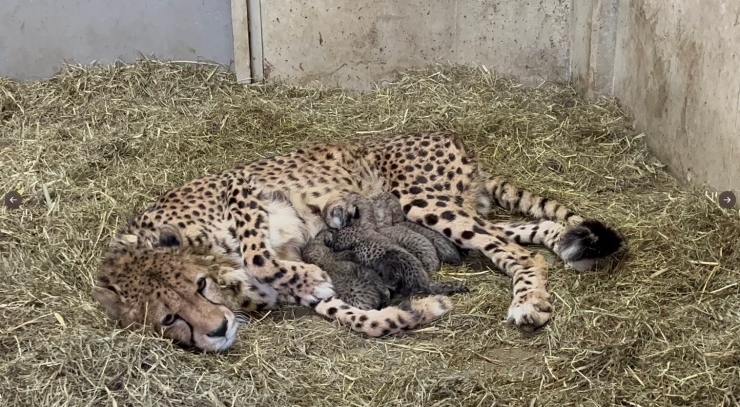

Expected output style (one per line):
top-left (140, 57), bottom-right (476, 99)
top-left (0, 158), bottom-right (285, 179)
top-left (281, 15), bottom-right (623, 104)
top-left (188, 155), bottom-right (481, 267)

top-left (1, 60), bottom-right (738, 407)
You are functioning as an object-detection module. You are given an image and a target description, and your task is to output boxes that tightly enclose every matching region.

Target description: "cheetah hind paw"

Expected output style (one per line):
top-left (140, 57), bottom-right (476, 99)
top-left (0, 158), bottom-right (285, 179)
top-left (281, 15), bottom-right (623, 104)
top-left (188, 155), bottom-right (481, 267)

top-left (506, 288), bottom-right (552, 333)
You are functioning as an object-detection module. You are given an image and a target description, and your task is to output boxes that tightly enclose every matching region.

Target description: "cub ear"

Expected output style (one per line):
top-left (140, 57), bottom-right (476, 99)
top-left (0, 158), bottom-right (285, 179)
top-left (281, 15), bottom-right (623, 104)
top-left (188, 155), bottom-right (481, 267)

top-left (91, 278), bottom-right (123, 320)
top-left (157, 224), bottom-right (183, 248)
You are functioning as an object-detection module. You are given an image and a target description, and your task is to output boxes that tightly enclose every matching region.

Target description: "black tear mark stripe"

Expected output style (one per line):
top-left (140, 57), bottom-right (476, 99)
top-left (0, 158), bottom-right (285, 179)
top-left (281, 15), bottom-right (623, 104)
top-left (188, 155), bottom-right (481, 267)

top-left (183, 319), bottom-right (195, 347)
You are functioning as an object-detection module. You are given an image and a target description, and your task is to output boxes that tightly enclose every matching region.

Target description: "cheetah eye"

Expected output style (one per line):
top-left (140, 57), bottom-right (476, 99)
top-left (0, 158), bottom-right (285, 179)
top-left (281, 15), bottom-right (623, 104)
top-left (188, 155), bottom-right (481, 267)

top-left (197, 277), bottom-right (207, 294)
top-left (161, 313), bottom-right (178, 327)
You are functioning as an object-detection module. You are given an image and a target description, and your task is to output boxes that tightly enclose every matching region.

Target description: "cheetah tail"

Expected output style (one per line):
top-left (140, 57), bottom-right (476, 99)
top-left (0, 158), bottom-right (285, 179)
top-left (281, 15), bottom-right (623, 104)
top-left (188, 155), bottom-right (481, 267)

top-left (484, 175), bottom-right (583, 224)
top-left (312, 295), bottom-right (453, 337)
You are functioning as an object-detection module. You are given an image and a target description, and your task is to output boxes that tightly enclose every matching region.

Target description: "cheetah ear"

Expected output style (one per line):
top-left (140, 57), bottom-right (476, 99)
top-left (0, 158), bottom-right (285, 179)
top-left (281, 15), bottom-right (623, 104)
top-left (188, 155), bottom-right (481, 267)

top-left (110, 233), bottom-right (139, 248)
top-left (91, 276), bottom-right (123, 320)
top-left (106, 233), bottom-right (145, 256)
top-left (256, 187), bottom-right (292, 203)
top-left (157, 224), bottom-right (183, 248)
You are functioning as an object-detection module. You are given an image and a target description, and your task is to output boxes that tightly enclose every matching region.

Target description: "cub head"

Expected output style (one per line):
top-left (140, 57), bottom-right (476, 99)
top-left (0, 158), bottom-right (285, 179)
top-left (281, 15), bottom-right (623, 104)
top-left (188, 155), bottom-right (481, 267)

top-left (371, 192), bottom-right (405, 226)
top-left (91, 225), bottom-right (244, 352)
top-left (301, 229), bottom-right (334, 258)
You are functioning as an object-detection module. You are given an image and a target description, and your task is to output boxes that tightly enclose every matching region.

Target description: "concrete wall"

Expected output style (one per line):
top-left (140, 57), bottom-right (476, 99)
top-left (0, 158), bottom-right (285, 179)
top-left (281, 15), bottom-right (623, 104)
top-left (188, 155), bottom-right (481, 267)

top-left (569, 0), bottom-right (620, 99)
top-left (259, 0), bottom-right (738, 191)
top-left (0, 0), bottom-right (235, 81)
top-left (2, 0), bottom-right (736, 191)
top-left (567, 0), bottom-right (739, 192)
top-left (612, 0), bottom-right (740, 192)
top-left (258, 0), bottom-right (571, 90)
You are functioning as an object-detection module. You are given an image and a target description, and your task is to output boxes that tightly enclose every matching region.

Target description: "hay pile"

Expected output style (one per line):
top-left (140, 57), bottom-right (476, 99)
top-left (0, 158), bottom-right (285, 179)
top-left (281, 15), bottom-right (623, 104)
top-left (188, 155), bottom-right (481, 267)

top-left (1, 59), bottom-right (739, 407)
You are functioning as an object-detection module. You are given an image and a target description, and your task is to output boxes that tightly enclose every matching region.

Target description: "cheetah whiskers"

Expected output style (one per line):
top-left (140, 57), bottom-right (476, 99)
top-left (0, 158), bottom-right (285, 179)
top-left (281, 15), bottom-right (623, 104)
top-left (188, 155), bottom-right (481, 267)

top-left (233, 311), bottom-right (250, 325)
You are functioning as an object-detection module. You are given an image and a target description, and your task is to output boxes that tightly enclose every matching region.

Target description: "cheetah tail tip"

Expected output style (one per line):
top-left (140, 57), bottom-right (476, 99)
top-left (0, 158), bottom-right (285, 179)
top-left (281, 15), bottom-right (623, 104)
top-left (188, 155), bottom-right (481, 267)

top-left (560, 218), bottom-right (627, 267)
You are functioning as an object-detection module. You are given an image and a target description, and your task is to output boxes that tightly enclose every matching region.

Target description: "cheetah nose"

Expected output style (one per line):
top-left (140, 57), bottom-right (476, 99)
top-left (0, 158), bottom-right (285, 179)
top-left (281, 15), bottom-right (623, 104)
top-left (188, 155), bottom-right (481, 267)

top-left (207, 318), bottom-right (229, 338)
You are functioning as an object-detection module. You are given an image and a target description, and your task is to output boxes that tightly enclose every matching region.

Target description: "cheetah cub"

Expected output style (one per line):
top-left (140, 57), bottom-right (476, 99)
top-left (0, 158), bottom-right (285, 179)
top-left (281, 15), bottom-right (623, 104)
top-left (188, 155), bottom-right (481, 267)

top-left (371, 192), bottom-right (463, 272)
top-left (301, 229), bottom-right (392, 311)
top-left (324, 192), bottom-right (469, 298)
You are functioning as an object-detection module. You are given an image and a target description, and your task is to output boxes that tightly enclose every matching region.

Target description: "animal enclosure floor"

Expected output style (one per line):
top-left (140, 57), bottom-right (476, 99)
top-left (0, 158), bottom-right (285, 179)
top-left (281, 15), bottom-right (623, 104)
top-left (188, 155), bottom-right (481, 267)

top-left (1, 61), bottom-right (739, 407)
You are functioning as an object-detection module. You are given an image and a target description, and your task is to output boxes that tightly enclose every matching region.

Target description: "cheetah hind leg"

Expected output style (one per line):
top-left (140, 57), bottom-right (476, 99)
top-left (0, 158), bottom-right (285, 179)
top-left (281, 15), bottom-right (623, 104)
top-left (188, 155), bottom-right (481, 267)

top-left (396, 221), bottom-right (463, 266)
top-left (378, 225), bottom-right (441, 274)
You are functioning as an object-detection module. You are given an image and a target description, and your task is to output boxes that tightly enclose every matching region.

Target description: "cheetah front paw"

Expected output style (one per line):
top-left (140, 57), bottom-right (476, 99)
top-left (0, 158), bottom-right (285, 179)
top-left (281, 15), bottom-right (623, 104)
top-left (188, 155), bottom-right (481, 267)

top-left (292, 263), bottom-right (336, 307)
top-left (506, 288), bottom-right (553, 332)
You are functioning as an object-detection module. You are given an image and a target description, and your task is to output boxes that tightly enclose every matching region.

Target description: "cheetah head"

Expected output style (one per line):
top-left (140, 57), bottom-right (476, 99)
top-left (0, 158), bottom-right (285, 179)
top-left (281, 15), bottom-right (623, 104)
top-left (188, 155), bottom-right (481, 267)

top-left (91, 225), bottom-right (244, 352)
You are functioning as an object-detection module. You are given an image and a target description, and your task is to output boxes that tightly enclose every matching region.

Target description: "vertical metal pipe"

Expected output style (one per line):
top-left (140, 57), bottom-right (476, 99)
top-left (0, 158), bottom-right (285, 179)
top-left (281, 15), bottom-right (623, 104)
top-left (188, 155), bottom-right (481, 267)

top-left (246, 0), bottom-right (264, 82)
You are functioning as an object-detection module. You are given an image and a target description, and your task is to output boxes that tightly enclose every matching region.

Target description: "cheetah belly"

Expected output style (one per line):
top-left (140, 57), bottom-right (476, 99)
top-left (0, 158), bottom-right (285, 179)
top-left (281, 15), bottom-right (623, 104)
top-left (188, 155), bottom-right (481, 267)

top-left (265, 197), bottom-right (324, 262)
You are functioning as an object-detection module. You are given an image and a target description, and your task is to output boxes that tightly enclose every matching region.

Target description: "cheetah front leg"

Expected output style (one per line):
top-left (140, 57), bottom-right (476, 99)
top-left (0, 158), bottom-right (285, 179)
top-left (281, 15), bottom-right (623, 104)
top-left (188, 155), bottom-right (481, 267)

top-left (402, 201), bottom-right (552, 331)
top-left (221, 181), bottom-right (335, 308)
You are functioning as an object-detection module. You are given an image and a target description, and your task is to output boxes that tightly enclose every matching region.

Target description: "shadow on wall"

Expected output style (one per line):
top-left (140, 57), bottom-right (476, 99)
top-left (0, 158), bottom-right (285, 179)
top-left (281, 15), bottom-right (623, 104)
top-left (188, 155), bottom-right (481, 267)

top-left (0, 0), bottom-right (235, 80)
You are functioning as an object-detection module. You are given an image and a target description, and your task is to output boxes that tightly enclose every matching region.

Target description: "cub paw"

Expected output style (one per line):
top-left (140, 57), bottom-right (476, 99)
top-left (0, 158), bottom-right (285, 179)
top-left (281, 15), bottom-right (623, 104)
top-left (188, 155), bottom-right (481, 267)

top-left (506, 288), bottom-right (553, 332)
top-left (324, 201), bottom-right (356, 229)
top-left (429, 281), bottom-right (470, 296)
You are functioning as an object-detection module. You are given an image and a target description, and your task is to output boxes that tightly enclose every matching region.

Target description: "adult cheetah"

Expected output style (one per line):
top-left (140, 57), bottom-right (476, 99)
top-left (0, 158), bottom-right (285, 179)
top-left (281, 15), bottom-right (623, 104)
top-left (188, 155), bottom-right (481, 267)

top-left (92, 132), bottom-right (627, 352)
